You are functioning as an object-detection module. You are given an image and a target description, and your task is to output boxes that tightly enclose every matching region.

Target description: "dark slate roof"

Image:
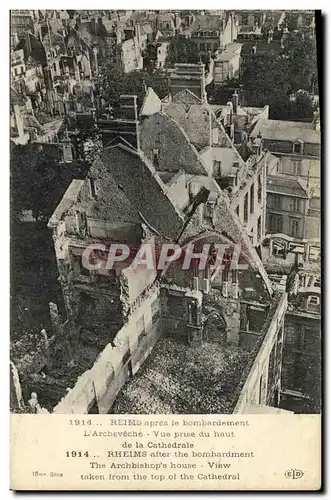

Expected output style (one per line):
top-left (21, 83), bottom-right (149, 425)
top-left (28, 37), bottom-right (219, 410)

top-left (266, 175), bottom-right (309, 198)
top-left (98, 143), bottom-right (185, 239)
top-left (171, 88), bottom-right (202, 104)
top-left (140, 111), bottom-right (209, 175)
top-left (251, 119), bottom-right (320, 144)
top-left (15, 33), bottom-right (46, 65)
top-left (78, 156), bottom-right (142, 226)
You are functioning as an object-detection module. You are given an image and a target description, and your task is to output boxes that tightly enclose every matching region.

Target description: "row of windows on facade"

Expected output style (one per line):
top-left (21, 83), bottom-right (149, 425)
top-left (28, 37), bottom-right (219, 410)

top-left (268, 193), bottom-right (302, 213)
top-left (191, 259), bottom-right (239, 280)
top-left (277, 160), bottom-right (303, 175)
top-left (286, 325), bottom-right (320, 353)
top-left (47, 47), bottom-right (61, 60)
top-left (194, 30), bottom-right (221, 38)
top-left (240, 14), bottom-right (262, 25)
top-left (198, 41), bottom-right (219, 52)
top-left (268, 214), bottom-right (301, 237)
top-left (271, 141), bottom-right (305, 155)
top-left (12, 65), bottom-right (25, 77)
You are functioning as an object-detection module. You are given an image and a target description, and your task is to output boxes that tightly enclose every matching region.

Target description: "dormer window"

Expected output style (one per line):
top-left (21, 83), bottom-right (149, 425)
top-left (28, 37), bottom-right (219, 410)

top-left (293, 140), bottom-right (303, 154)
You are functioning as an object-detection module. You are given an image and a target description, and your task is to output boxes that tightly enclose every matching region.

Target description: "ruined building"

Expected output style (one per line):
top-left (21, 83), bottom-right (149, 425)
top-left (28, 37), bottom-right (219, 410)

top-left (11, 86), bottom-right (290, 415)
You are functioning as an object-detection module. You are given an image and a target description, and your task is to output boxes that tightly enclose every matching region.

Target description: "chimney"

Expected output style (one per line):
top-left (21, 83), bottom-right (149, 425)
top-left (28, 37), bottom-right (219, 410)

top-left (232, 91), bottom-right (239, 114)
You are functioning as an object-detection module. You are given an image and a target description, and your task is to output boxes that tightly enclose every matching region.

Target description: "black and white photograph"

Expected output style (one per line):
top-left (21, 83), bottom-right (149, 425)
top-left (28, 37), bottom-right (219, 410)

top-left (10, 8), bottom-right (321, 417)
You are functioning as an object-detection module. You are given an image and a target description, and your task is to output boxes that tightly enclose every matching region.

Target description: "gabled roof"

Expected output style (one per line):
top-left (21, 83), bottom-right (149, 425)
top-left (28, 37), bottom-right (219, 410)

top-left (99, 143), bottom-right (185, 239)
top-left (140, 111), bottom-right (209, 175)
top-left (104, 135), bottom-right (136, 150)
top-left (163, 98), bottom-right (232, 152)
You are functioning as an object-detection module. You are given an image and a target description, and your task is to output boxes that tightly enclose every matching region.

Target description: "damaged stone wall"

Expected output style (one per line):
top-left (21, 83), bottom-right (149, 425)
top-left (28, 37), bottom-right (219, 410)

top-left (203, 289), bottom-right (241, 345)
top-left (120, 235), bottom-right (158, 317)
top-left (160, 285), bottom-right (203, 344)
top-left (53, 285), bottom-right (161, 413)
top-left (233, 292), bottom-right (287, 413)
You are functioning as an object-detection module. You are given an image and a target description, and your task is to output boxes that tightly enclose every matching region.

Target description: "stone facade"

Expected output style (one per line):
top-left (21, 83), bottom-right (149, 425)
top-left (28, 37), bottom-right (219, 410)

top-left (251, 117), bottom-right (321, 242)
